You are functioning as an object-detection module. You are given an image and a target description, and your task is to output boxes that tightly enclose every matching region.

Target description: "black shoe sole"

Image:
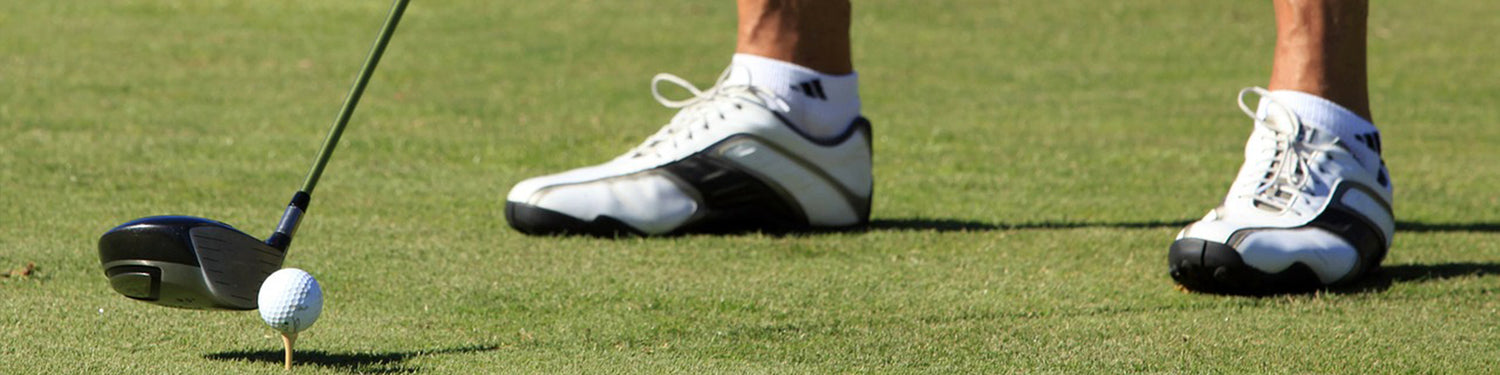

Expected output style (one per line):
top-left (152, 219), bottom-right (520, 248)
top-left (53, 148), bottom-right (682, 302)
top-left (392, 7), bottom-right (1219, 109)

top-left (505, 202), bottom-right (644, 237)
top-left (1167, 238), bottom-right (1325, 295)
top-left (504, 201), bottom-right (869, 237)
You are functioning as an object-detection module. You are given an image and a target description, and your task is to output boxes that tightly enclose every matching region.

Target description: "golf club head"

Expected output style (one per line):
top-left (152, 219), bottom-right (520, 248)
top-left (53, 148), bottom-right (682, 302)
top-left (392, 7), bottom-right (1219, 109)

top-left (98, 216), bottom-right (285, 310)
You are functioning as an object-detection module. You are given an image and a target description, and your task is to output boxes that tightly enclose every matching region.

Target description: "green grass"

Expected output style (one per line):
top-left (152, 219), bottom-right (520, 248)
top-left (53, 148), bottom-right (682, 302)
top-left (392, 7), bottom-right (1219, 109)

top-left (4, 0), bottom-right (1500, 373)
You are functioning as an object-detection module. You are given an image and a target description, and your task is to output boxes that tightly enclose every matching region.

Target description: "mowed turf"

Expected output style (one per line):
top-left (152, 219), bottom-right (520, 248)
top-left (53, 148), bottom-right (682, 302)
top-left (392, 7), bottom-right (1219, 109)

top-left (4, 0), bottom-right (1500, 373)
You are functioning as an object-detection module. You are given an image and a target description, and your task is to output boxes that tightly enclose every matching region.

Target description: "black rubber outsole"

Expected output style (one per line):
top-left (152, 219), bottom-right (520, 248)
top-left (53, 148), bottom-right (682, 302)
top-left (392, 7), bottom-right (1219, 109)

top-left (1168, 238), bottom-right (1327, 295)
top-left (505, 202), bottom-right (644, 237)
top-left (504, 202), bottom-right (869, 237)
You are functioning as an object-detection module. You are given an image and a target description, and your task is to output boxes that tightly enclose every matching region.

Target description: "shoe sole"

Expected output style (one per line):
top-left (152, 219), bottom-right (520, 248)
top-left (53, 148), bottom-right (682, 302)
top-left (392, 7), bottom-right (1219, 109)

top-left (1167, 238), bottom-right (1325, 295)
top-left (504, 200), bottom-right (864, 237)
top-left (505, 202), bottom-right (644, 237)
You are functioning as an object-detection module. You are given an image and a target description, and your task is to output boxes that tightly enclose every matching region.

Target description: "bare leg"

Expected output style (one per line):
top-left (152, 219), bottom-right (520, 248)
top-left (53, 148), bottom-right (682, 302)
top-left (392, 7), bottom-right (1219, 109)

top-left (1269, 0), bottom-right (1371, 120)
top-left (736, 0), bottom-right (853, 75)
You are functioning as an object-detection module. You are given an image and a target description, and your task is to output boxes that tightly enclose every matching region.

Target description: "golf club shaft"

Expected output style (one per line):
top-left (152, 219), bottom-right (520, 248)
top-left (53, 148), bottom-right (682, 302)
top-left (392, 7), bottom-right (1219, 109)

top-left (268, 0), bottom-right (410, 250)
top-left (302, 0), bottom-right (410, 194)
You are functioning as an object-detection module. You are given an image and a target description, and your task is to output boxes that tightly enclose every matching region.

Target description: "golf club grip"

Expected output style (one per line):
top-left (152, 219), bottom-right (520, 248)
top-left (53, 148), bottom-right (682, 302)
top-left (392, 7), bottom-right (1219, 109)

top-left (300, 0), bottom-right (411, 194)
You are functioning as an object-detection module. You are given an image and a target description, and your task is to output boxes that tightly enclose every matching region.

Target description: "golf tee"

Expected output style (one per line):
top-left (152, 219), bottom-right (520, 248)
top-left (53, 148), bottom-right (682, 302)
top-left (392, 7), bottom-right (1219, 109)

top-left (282, 332), bottom-right (297, 370)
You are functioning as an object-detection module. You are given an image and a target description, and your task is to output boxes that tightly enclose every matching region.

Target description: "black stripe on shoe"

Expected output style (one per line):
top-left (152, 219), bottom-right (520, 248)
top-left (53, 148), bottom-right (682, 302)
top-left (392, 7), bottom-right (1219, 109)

top-left (660, 152), bottom-right (810, 234)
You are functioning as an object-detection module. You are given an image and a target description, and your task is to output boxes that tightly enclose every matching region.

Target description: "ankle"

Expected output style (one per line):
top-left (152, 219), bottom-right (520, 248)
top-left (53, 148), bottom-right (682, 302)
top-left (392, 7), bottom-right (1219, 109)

top-left (726, 53), bottom-right (862, 139)
top-left (1264, 90), bottom-right (1377, 138)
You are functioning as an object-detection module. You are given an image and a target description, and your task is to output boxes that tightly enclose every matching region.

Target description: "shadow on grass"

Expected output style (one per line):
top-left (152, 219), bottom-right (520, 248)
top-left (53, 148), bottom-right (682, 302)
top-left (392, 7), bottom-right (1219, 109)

top-left (1397, 221), bottom-right (1500, 233)
top-left (869, 218), bottom-right (1500, 234)
top-left (876, 219), bottom-right (1500, 232)
top-left (204, 344), bottom-right (498, 374)
top-left (1330, 262), bottom-right (1500, 294)
top-left (1382, 262), bottom-right (1500, 282)
top-left (542, 217), bottom-right (1500, 238)
top-left (1202, 262), bottom-right (1500, 296)
top-left (866, 218), bottom-right (1194, 232)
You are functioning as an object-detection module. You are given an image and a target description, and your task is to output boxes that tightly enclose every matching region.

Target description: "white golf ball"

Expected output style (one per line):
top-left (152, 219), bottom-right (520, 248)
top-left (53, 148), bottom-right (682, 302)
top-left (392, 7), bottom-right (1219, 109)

top-left (258, 268), bottom-right (323, 334)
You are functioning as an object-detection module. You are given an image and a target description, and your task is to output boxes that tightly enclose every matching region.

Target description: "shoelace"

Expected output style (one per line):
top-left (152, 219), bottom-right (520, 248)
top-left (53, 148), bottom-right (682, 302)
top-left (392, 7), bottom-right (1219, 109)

top-left (623, 67), bottom-right (790, 160)
top-left (1236, 87), bottom-right (1341, 213)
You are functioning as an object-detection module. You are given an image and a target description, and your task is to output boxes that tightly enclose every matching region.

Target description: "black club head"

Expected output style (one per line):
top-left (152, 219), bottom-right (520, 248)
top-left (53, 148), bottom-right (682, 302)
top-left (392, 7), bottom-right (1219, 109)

top-left (98, 216), bottom-right (285, 310)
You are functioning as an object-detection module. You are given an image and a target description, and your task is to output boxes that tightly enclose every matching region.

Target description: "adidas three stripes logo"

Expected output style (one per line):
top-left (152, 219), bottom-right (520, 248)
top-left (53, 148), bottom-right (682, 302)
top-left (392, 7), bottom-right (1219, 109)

top-left (790, 79), bottom-right (828, 100)
top-left (1351, 131), bottom-right (1390, 187)
top-left (1352, 132), bottom-right (1382, 155)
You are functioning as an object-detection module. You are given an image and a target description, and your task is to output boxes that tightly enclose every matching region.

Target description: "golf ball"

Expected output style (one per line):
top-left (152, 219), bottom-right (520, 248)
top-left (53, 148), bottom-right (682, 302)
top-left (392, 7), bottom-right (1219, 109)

top-left (258, 268), bottom-right (323, 334)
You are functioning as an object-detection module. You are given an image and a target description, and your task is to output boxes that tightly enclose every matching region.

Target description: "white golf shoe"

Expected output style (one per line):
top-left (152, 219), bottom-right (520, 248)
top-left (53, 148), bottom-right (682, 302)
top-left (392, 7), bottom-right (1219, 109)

top-left (505, 69), bottom-right (872, 235)
top-left (1170, 87), bottom-right (1394, 293)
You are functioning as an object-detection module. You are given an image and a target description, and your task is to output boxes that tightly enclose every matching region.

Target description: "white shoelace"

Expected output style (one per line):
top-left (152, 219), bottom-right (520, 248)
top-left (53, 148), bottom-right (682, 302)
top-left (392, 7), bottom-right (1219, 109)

top-left (1236, 87), bottom-right (1341, 213)
top-left (623, 67), bottom-right (790, 160)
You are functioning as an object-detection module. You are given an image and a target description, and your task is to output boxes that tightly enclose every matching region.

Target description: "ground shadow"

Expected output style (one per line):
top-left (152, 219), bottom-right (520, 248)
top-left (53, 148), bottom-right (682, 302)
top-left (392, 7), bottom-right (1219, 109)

top-left (555, 217), bottom-right (1500, 238)
top-left (1330, 262), bottom-right (1500, 294)
top-left (1396, 221), bottom-right (1500, 233)
top-left (865, 218), bottom-right (1500, 234)
top-left (866, 218), bottom-right (1194, 232)
top-left (1382, 262), bottom-right (1500, 282)
top-left (204, 344), bottom-right (498, 373)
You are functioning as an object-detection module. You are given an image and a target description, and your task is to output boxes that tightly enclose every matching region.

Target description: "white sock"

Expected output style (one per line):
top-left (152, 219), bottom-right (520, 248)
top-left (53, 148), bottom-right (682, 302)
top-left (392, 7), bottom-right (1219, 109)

top-left (725, 53), bottom-right (861, 140)
top-left (1264, 90), bottom-right (1379, 143)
